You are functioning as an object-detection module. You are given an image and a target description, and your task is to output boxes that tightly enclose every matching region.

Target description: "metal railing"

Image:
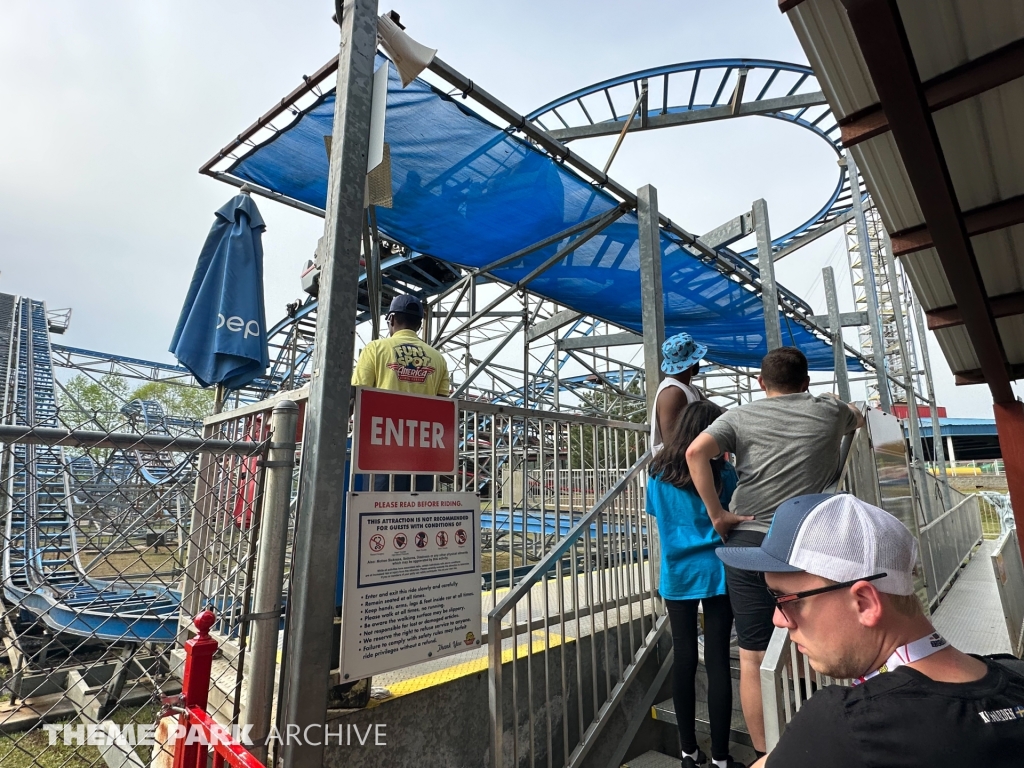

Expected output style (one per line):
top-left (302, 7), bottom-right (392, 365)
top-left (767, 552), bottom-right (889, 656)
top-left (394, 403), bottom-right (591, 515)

top-left (488, 445), bottom-right (656, 768)
top-left (177, 394), bottom-right (300, 766)
top-left (919, 494), bottom-right (983, 609)
top-left (991, 529), bottom-right (1024, 658)
top-left (929, 459), bottom-right (1007, 477)
top-left (761, 626), bottom-right (851, 752)
top-left (361, 400), bottom-right (649, 589)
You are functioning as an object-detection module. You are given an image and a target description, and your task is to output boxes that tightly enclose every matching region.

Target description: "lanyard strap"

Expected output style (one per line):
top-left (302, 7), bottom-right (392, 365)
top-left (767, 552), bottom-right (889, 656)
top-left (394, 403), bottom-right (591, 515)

top-left (853, 632), bottom-right (949, 685)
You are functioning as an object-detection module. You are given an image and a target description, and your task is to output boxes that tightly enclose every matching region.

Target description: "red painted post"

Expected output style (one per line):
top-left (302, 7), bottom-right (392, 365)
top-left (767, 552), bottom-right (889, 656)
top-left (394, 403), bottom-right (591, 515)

top-left (174, 610), bottom-right (218, 768)
top-left (993, 401), bottom-right (1024, 562)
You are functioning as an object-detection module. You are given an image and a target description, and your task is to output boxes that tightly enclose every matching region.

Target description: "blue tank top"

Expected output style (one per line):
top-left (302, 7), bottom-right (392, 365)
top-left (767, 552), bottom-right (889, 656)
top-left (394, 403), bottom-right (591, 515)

top-left (647, 463), bottom-right (737, 601)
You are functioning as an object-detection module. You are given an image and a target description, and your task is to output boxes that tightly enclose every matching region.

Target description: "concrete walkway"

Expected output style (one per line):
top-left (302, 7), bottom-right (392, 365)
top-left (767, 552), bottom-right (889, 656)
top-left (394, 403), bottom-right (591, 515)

top-left (931, 539), bottom-right (1012, 655)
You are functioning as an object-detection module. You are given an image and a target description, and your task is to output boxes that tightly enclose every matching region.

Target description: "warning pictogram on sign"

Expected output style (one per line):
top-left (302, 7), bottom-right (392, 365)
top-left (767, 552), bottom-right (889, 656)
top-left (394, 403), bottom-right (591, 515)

top-left (393, 533), bottom-right (407, 550)
top-left (436, 531), bottom-right (449, 547)
top-left (369, 534), bottom-right (385, 553)
top-left (455, 528), bottom-right (467, 546)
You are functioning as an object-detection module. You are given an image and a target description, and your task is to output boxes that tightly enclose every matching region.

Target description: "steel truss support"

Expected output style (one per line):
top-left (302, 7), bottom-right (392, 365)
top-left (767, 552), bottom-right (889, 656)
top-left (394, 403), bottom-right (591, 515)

top-left (752, 199), bottom-right (782, 351)
top-left (847, 152), bottom-right (892, 411)
top-left (910, 292), bottom-right (952, 507)
top-left (822, 267), bottom-right (852, 402)
top-left (638, 185), bottom-right (665, 418)
top-left (881, 233), bottom-right (926, 468)
top-left (436, 205), bottom-right (629, 349)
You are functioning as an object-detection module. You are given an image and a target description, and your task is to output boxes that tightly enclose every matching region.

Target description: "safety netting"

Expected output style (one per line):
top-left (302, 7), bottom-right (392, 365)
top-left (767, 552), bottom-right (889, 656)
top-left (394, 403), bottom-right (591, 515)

top-left (225, 57), bottom-right (860, 371)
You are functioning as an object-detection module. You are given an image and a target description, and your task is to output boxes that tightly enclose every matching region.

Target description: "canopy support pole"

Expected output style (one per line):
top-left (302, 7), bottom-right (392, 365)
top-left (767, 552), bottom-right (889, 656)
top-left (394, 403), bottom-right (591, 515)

top-left (884, 230), bottom-right (933, 518)
top-left (910, 292), bottom-right (953, 507)
top-left (823, 267), bottom-right (852, 401)
top-left (637, 185), bottom-right (665, 420)
top-left (279, 2), bottom-right (378, 767)
top-left (847, 152), bottom-right (893, 411)
top-left (752, 198), bottom-right (783, 352)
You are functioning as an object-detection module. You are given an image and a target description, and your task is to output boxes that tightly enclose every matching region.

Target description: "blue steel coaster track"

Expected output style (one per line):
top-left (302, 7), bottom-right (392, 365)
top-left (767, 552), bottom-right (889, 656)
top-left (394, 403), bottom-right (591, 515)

top-left (526, 58), bottom-right (861, 256)
top-left (1, 296), bottom-right (179, 642)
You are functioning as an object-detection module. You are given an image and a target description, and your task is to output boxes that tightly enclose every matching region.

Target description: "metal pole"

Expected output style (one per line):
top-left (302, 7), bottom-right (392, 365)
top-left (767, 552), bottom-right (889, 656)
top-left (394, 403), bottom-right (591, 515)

top-left (880, 233), bottom-right (926, 463)
top-left (752, 199), bottom-right (783, 351)
top-left (637, 185), bottom-right (665, 421)
top-left (847, 152), bottom-right (892, 411)
top-left (910, 291), bottom-right (953, 507)
top-left (243, 400), bottom-right (299, 764)
top-left (823, 266), bottom-right (852, 402)
top-left (602, 79), bottom-right (647, 175)
top-left (280, 2), bottom-right (378, 765)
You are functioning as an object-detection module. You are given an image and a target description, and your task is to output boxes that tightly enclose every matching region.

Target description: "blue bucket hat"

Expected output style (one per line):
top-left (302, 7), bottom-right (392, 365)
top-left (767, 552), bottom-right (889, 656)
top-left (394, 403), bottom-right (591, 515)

top-left (661, 332), bottom-right (707, 374)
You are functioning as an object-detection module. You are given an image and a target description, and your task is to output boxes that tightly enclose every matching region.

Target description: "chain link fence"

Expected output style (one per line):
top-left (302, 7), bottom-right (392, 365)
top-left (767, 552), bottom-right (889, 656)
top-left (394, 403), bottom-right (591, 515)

top-left (0, 384), bottom-right (283, 767)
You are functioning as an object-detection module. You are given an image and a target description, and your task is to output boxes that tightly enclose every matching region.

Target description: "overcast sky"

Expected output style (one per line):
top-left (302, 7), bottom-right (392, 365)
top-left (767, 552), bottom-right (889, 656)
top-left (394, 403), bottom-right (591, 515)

top-left (0, 0), bottom-right (999, 417)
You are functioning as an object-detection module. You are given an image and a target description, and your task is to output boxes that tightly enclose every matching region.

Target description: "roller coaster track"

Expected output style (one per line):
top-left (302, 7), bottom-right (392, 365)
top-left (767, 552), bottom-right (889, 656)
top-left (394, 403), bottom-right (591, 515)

top-left (526, 59), bottom-right (865, 257)
top-left (0, 294), bottom-right (179, 642)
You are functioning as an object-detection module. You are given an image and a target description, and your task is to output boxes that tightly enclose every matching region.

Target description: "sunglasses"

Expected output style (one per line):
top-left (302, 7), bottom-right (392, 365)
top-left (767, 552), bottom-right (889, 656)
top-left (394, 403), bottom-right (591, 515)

top-left (766, 573), bottom-right (887, 618)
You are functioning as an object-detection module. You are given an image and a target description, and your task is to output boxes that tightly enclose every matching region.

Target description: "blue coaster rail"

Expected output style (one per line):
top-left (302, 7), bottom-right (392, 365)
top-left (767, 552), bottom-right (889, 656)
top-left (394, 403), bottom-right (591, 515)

top-left (1, 294), bottom-right (179, 642)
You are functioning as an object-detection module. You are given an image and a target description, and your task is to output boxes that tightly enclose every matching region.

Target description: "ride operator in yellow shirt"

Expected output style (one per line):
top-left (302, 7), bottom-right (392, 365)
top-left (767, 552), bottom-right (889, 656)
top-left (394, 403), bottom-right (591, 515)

top-left (352, 294), bottom-right (450, 491)
top-left (352, 294), bottom-right (449, 396)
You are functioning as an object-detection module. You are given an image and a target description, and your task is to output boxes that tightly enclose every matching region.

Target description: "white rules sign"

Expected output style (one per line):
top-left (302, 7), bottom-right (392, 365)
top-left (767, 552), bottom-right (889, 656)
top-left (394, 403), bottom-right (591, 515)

top-left (340, 492), bottom-right (482, 680)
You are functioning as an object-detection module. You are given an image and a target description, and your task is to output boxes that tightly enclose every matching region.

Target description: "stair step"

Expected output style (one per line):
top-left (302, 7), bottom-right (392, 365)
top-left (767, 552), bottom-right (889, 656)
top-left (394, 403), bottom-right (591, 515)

top-left (622, 751), bottom-right (679, 768)
top-left (653, 698), bottom-right (752, 747)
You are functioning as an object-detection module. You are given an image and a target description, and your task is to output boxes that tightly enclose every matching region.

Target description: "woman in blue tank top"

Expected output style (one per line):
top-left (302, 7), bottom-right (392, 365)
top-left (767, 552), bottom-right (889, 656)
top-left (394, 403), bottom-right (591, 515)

top-left (647, 401), bottom-right (743, 768)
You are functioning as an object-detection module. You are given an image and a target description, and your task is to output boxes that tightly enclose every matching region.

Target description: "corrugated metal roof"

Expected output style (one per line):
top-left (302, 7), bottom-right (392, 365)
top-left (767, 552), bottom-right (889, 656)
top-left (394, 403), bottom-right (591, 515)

top-left (787, 0), bottom-right (1024, 383)
top-left (912, 417), bottom-right (998, 438)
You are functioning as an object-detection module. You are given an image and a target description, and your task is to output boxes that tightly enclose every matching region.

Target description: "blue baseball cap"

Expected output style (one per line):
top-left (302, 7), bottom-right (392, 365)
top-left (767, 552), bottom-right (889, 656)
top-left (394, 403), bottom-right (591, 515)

top-left (661, 332), bottom-right (707, 374)
top-left (387, 294), bottom-right (423, 319)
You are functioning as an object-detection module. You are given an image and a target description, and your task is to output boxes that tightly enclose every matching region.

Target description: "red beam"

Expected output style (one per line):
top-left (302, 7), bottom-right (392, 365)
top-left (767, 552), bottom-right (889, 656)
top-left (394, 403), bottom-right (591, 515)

top-left (892, 193), bottom-right (1024, 256)
top-left (993, 401), bottom-right (1024, 565)
top-left (840, 37), bottom-right (1024, 147)
top-left (927, 291), bottom-right (1024, 331)
top-left (841, 0), bottom-right (1013, 404)
top-left (954, 363), bottom-right (1024, 386)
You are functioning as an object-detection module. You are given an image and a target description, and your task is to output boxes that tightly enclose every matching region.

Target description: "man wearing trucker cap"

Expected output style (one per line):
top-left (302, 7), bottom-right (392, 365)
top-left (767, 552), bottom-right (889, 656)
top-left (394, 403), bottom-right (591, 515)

top-left (719, 493), bottom-right (1024, 768)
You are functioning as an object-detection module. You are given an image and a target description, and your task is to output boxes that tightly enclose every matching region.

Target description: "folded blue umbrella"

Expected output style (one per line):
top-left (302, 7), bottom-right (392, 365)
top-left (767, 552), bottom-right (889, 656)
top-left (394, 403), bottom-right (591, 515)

top-left (170, 193), bottom-right (270, 390)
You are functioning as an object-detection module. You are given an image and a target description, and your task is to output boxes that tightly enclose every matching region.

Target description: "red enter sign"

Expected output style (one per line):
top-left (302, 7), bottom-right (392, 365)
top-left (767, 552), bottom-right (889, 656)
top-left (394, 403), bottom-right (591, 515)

top-left (352, 388), bottom-right (457, 474)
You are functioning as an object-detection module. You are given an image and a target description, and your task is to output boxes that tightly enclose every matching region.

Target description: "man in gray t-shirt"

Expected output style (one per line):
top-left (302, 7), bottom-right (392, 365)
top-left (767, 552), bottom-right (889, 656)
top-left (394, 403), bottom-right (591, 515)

top-left (705, 391), bottom-right (859, 533)
top-left (684, 346), bottom-right (863, 756)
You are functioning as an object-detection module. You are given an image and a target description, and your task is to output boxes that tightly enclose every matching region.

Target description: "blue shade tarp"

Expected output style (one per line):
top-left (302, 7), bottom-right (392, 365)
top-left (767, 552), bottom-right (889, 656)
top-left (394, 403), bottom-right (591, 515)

top-left (225, 57), bottom-right (861, 372)
top-left (170, 194), bottom-right (270, 389)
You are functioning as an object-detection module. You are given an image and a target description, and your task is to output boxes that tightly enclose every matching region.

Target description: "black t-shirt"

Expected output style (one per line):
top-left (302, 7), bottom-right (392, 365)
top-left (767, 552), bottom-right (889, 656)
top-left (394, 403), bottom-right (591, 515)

top-left (766, 656), bottom-right (1024, 767)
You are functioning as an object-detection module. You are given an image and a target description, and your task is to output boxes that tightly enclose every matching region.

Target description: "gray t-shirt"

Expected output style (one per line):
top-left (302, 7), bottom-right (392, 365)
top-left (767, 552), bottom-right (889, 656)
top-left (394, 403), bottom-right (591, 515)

top-left (704, 393), bottom-right (859, 533)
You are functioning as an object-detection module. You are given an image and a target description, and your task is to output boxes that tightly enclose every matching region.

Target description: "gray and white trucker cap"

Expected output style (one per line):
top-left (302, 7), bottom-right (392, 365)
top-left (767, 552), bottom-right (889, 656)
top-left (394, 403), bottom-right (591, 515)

top-left (716, 493), bottom-right (918, 596)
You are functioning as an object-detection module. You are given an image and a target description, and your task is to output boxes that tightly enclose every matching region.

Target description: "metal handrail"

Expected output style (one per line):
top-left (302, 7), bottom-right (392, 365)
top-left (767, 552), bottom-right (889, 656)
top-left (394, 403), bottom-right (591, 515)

top-left (0, 424), bottom-right (262, 456)
top-left (458, 398), bottom-right (650, 432)
top-left (488, 448), bottom-right (653, 768)
top-left (490, 450), bottom-right (651, 618)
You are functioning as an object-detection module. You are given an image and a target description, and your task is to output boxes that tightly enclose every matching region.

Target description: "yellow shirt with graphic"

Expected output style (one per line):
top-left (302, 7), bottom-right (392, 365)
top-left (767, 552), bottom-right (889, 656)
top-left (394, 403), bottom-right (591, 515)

top-left (352, 329), bottom-right (450, 396)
